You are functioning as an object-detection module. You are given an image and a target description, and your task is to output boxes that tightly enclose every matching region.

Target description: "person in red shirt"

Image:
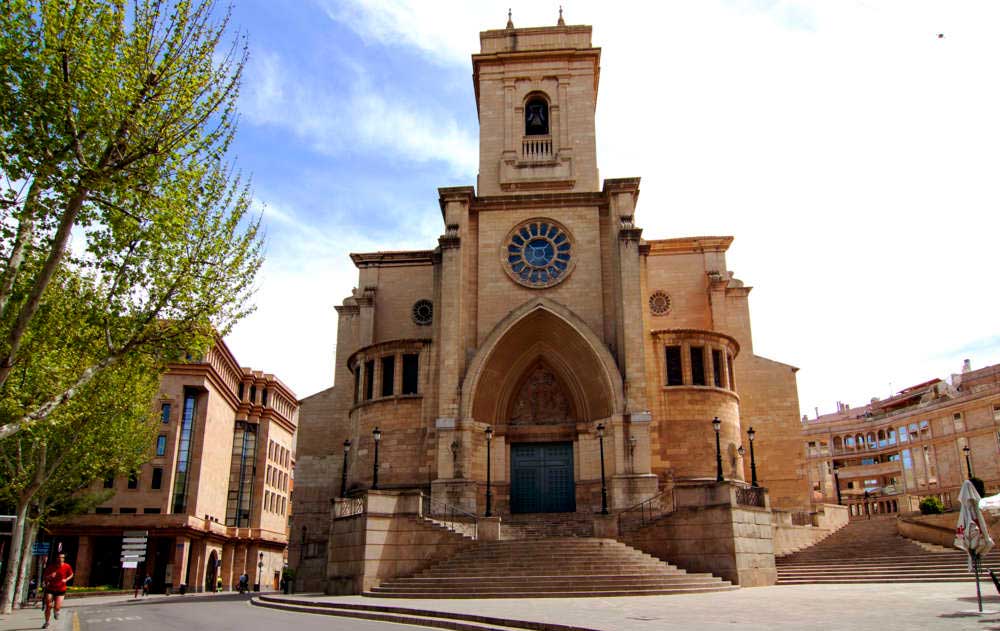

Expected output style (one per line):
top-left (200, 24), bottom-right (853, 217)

top-left (42, 553), bottom-right (73, 629)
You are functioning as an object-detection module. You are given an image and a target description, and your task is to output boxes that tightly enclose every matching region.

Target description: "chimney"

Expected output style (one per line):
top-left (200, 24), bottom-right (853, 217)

top-left (963, 359), bottom-right (972, 373)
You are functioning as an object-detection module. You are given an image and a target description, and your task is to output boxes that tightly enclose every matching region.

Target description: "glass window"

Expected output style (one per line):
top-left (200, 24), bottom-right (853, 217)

top-left (128, 471), bottom-right (138, 489)
top-left (888, 429), bottom-right (897, 445)
top-left (353, 366), bottom-right (361, 404)
top-left (103, 473), bottom-right (114, 489)
top-left (953, 413), bottom-right (964, 433)
top-left (711, 349), bottom-right (723, 387)
top-left (95, 507), bottom-right (112, 514)
top-left (160, 403), bottom-right (171, 424)
top-left (156, 435), bottom-right (167, 457)
top-left (172, 391), bottom-right (197, 513)
top-left (262, 388), bottom-right (268, 407)
top-left (665, 346), bottom-right (683, 386)
top-left (250, 385), bottom-right (256, 404)
top-left (381, 355), bottom-right (395, 397)
top-left (364, 360), bottom-right (375, 400)
top-left (151, 467), bottom-right (163, 490)
top-left (690, 347), bottom-right (706, 386)
top-left (119, 507), bottom-right (137, 514)
top-left (402, 353), bottom-right (419, 394)
top-left (899, 426), bottom-right (908, 443)
top-left (727, 354), bottom-right (736, 390)
top-left (238, 382), bottom-right (244, 401)
top-left (225, 421), bottom-right (257, 527)
top-left (143, 508), bottom-right (161, 514)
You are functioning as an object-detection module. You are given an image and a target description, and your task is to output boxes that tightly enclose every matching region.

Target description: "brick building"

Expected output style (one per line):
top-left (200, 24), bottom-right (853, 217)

top-left (292, 18), bottom-right (810, 592)
top-left (49, 338), bottom-right (298, 593)
top-left (803, 360), bottom-right (1000, 519)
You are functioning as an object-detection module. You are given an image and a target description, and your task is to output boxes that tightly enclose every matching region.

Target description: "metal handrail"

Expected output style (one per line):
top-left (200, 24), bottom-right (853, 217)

top-left (419, 492), bottom-right (478, 539)
top-left (618, 490), bottom-right (674, 535)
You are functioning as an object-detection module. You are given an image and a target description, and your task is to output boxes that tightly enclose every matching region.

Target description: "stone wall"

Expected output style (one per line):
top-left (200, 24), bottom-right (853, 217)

top-left (771, 504), bottom-right (849, 557)
top-left (897, 510), bottom-right (999, 549)
top-left (622, 482), bottom-right (776, 587)
top-left (326, 490), bottom-right (474, 594)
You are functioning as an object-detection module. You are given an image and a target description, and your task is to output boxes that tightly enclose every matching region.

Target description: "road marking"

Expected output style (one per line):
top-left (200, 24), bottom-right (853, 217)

top-left (72, 611), bottom-right (80, 631)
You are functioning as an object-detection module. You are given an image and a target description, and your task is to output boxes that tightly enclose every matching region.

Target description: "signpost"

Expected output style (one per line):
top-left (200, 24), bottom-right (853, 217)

top-left (120, 531), bottom-right (148, 585)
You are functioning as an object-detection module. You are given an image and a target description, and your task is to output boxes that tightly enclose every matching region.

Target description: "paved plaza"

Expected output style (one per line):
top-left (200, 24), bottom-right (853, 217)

top-left (1, 583), bottom-right (998, 631)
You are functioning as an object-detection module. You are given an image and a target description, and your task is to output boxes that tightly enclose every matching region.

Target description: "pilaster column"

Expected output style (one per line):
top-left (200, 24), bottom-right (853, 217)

top-left (221, 543), bottom-right (236, 590)
top-left (75, 536), bottom-right (92, 586)
top-left (172, 536), bottom-right (190, 591)
top-left (435, 187), bottom-right (474, 420)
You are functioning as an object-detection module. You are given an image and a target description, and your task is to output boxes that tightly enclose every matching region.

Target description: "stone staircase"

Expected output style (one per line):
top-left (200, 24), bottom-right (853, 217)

top-left (366, 537), bottom-right (736, 598)
top-left (501, 512), bottom-right (596, 539)
top-left (776, 516), bottom-right (1000, 584)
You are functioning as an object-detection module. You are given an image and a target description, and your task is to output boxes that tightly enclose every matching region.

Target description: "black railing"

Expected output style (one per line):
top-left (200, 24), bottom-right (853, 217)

top-left (419, 493), bottom-right (478, 539)
top-left (736, 485), bottom-right (765, 508)
top-left (618, 490), bottom-right (674, 536)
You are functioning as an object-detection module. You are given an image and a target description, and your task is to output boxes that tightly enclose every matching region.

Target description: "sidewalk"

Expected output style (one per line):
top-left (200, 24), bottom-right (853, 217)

top-left (258, 582), bottom-right (1000, 631)
top-left (0, 590), bottom-right (254, 631)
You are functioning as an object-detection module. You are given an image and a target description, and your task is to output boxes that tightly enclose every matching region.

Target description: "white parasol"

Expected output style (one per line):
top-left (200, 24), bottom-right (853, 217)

top-left (955, 480), bottom-right (995, 613)
top-left (980, 491), bottom-right (1000, 516)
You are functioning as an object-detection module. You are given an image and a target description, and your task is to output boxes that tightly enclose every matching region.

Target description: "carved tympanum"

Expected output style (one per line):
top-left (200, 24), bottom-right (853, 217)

top-left (509, 362), bottom-right (572, 425)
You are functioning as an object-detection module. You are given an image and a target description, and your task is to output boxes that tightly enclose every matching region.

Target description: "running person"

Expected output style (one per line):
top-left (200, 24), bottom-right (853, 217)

top-left (42, 553), bottom-right (73, 628)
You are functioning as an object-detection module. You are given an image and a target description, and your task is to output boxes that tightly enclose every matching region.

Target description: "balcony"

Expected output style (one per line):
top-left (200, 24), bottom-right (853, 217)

top-left (836, 460), bottom-right (902, 479)
top-left (521, 135), bottom-right (553, 161)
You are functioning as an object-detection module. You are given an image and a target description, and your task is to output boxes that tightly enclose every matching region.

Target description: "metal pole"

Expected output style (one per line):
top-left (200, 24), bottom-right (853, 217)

top-left (485, 431), bottom-right (493, 517)
top-left (372, 439), bottom-right (380, 490)
top-left (965, 452), bottom-right (973, 480)
top-left (599, 430), bottom-right (609, 515)
top-left (715, 428), bottom-right (724, 482)
top-left (749, 438), bottom-right (758, 487)
top-left (833, 469), bottom-right (842, 505)
top-left (340, 440), bottom-right (351, 498)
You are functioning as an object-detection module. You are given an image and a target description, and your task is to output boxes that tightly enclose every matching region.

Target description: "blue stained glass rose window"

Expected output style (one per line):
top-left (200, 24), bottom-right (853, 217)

top-left (503, 219), bottom-right (575, 288)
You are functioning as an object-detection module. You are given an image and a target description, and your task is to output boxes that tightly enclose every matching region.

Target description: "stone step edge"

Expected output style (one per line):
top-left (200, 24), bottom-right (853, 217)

top-left (253, 595), bottom-right (602, 631)
top-left (362, 585), bottom-right (739, 599)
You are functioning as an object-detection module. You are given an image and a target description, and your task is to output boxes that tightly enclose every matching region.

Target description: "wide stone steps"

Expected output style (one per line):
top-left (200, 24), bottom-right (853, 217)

top-left (775, 516), bottom-right (994, 584)
top-left (365, 537), bottom-right (735, 598)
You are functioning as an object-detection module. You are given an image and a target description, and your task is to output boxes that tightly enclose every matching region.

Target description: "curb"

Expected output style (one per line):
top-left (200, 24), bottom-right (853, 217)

top-left (251, 595), bottom-right (603, 631)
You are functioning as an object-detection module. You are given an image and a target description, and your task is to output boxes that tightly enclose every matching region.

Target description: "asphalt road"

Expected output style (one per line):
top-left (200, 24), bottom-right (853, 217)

top-left (70, 595), bottom-right (435, 631)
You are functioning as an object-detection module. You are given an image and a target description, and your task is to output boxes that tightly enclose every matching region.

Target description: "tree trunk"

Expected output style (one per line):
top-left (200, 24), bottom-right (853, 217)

top-left (13, 521), bottom-right (37, 609)
top-left (0, 501), bottom-right (28, 614)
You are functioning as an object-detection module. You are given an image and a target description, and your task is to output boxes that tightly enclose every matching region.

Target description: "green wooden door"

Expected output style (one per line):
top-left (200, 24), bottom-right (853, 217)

top-left (510, 442), bottom-right (576, 513)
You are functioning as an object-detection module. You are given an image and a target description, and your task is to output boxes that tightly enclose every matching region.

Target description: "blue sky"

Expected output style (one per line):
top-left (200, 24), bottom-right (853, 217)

top-left (221, 0), bottom-right (1000, 418)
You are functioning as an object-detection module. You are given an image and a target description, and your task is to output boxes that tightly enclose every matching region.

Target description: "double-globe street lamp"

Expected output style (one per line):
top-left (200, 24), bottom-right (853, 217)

top-left (596, 423), bottom-right (609, 515)
top-left (485, 426), bottom-right (494, 517)
top-left (372, 427), bottom-right (382, 489)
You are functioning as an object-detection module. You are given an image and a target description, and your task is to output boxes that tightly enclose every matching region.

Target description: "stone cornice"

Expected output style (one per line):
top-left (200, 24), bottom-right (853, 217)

top-left (473, 191), bottom-right (609, 212)
top-left (645, 236), bottom-right (734, 256)
top-left (438, 186), bottom-right (475, 216)
top-left (350, 251), bottom-right (436, 268)
top-left (335, 304), bottom-right (360, 317)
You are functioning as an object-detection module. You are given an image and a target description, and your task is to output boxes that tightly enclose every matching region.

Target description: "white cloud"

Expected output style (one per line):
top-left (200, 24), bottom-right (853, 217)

top-left (236, 1), bottom-right (1000, 415)
top-left (241, 49), bottom-right (477, 175)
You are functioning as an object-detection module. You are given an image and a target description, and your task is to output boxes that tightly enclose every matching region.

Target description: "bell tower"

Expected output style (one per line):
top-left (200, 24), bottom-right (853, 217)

top-left (473, 15), bottom-right (601, 195)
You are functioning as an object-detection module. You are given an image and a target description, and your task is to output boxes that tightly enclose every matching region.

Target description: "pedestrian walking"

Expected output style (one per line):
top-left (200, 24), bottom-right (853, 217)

top-left (42, 553), bottom-right (73, 628)
top-left (216, 575), bottom-right (222, 592)
top-left (142, 574), bottom-right (152, 597)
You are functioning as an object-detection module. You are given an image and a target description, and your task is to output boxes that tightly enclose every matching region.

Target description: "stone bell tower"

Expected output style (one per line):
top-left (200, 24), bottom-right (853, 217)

top-left (473, 15), bottom-right (601, 195)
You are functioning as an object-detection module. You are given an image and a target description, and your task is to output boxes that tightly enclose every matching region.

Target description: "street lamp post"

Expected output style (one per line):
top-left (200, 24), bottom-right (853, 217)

top-left (712, 417), bottom-right (723, 482)
top-left (484, 426), bottom-right (494, 517)
top-left (596, 423), bottom-right (609, 515)
top-left (340, 439), bottom-right (351, 497)
top-left (255, 552), bottom-right (263, 592)
top-left (963, 444), bottom-right (973, 479)
top-left (832, 463), bottom-right (842, 505)
top-left (372, 427), bottom-right (382, 489)
top-left (747, 426), bottom-right (759, 488)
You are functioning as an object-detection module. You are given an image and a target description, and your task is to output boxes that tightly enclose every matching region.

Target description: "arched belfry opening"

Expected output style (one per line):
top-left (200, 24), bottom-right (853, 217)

top-left (524, 94), bottom-right (549, 136)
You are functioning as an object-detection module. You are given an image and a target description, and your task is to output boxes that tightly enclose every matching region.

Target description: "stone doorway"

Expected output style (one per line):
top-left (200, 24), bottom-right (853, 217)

top-left (510, 442), bottom-right (575, 513)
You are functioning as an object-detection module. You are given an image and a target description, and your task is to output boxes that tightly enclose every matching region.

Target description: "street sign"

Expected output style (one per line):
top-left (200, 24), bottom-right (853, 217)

top-left (122, 544), bottom-right (147, 551)
top-left (123, 531), bottom-right (148, 537)
top-left (122, 537), bottom-right (147, 544)
top-left (31, 543), bottom-right (50, 556)
top-left (123, 561), bottom-right (138, 569)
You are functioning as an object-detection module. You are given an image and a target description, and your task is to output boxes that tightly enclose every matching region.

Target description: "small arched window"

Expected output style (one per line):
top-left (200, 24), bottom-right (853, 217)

top-left (524, 96), bottom-right (549, 136)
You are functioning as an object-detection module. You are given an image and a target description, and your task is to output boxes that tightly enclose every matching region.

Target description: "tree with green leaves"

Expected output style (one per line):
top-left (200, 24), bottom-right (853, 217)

top-left (0, 0), bottom-right (261, 442)
top-left (0, 0), bottom-right (263, 612)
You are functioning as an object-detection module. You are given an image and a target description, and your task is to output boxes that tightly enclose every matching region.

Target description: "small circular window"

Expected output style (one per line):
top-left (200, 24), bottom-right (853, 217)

top-left (412, 299), bottom-right (433, 325)
top-left (649, 291), bottom-right (671, 316)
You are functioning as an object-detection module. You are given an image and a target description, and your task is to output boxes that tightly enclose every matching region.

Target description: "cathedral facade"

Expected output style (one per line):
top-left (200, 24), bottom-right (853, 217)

top-left (292, 19), bottom-right (809, 591)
